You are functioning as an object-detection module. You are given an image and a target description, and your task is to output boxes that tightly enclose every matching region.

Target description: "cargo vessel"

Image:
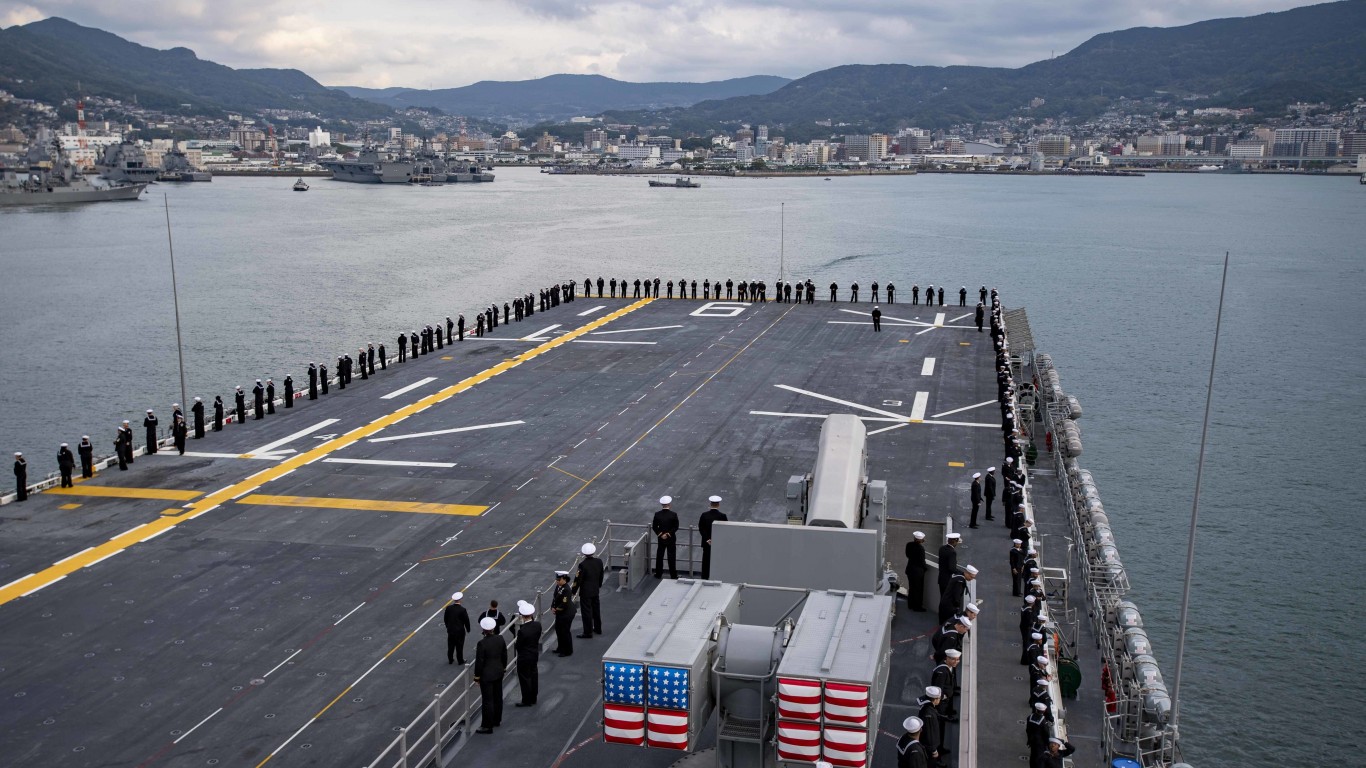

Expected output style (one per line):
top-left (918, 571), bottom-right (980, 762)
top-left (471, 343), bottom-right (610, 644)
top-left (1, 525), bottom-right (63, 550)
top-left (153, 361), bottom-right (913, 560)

top-left (0, 287), bottom-right (1183, 768)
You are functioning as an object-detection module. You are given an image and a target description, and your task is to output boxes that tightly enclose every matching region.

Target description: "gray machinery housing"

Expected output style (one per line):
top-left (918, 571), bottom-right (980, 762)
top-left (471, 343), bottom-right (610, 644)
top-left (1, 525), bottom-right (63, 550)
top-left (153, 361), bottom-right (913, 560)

top-left (602, 415), bottom-right (897, 768)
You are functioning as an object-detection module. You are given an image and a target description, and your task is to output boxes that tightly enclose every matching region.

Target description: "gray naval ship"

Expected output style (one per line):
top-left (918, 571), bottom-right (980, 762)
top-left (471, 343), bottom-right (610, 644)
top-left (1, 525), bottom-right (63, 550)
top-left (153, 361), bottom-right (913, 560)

top-left (0, 286), bottom-right (1184, 768)
top-left (0, 140), bottom-right (146, 205)
top-left (321, 145), bottom-right (415, 183)
top-left (95, 140), bottom-right (162, 185)
top-left (157, 141), bottom-right (212, 182)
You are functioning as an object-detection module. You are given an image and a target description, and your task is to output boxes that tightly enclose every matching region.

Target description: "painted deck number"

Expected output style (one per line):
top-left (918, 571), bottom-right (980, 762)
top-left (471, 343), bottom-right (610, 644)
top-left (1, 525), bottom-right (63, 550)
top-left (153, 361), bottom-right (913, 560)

top-left (690, 302), bottom-right (750, 318)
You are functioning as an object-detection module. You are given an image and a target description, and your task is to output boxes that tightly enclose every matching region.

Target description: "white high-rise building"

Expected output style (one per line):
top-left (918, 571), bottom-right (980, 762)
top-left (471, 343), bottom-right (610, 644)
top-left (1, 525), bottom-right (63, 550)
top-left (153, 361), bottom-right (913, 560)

top-left (308, 126), bottom-right (331, 148)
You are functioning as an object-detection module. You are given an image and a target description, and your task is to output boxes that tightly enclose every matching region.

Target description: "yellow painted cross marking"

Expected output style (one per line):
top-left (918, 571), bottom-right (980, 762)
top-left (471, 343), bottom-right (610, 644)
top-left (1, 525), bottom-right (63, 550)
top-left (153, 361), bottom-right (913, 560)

top-left (161, 508), bottom-right (183, 516)
top-left (947, 462), bottom-right (966, 467)
top-left (550, 465), bottom-right (589, 484)
top-left (238, 494), bottom-right (486, 517)
top-left (0, 298), bottom-right (653, 609)
top-left (45, 486), bottom-right (202, 501)
top-left (899, 340), bottom-right (910, 343)
top-left (58, 503), bottom-right (81, 510)
top-left (441, 356), bottom-right (453, 360)
top-left (959, 342), bottom-right (971, 346)
top-left (420, 544), bottom-right (514, 563)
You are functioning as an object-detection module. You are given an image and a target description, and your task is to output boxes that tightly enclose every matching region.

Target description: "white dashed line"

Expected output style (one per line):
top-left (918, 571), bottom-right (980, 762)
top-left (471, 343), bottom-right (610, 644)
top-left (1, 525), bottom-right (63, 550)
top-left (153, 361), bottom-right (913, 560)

top-left (264, 649), bottom-right (302, 678)
top-left (334, 602), bottom-right (366, 626)
top-left (173, 708), bottom-right (223, 744)
top-left (391, 562), bottom-right (421, 582)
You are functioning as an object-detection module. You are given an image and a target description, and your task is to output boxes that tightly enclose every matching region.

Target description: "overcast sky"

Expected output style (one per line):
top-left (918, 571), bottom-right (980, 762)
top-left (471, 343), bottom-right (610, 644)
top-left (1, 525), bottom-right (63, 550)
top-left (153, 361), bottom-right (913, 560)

top-left (0, 0), bottom-right (1330, 88)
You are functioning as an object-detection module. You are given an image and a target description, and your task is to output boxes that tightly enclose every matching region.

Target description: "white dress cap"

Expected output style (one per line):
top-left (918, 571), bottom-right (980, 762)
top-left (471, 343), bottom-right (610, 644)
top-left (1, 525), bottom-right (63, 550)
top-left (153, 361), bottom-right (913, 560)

top-left (1036, 656), bottom-right (1049, 665)
top-left (972, 472), bottom-right (981, 478)
top-left (965, 565), bottom-right (979, 575)
top-left (519, 603), bottom-right (535, 616)
top-left (451, 592), bottom-right (464, 601)
top-left (913, 531), bottom-right (926, 540)
top-left (1035, 702), bottom-right (1048, 711)
top-left (902, 716), bottom-right (923, 732)
top-left (925, 686), bottom-right (942, 698)
top-left (581, 542), bottom-right (597, 556)
top-left (659, 495), bottom-right (672, 505)
top-left (944, 649), bottom-right (962, 658)
top-left (947, 532), bottom-right (961, 540)
top-left (479, 617), bottom-right (497, 631)
top-left (709, 495), bottom-right (722, 503)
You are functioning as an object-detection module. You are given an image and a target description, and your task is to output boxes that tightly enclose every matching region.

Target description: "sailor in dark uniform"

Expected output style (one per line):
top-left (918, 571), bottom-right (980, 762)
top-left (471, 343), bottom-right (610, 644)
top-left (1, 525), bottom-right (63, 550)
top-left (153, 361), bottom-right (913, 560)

top-left (473, 617), bottom-right (506, 734)
top-left (266, 379), bottom-right (276, 413)
top-left (458, 314), bottom-right (465, 341)
top-left (443, 592), bottom-right (471, 664)
top-left (13, 452), bottom-right (26, 500)
top-left (368, 343), bottom-right (377, 373)
top-left (397, 333), bottom-right (407, 363)
top-left (503, 303), bottom-right (510, 325)
top-left (725, 279), bottom-right (733, 299)
top-left (938, 286), bottom-right (945, 305)
top-left (572, 542), bottom-right (604, 637)
top-left (976, 302), bottom-right (986, 332)
top-left (122, 420), bottom-right (136, 464)
top-left (411, 330), bottom-right (420, 357)
top-left (252, 380), bottom-right (265, 419)
top-left (514, 602), bottom-right (542, 706)
top-left (912, 284), bottom-right (919, 304)
top-left (1037, 736), bottom-right (1074, 768)
top-left (476, 313), bottom-right (484, 337)
top-left (213, 396), bottom-right (225, 431)
top-left (235, 386), bottom-right (247, 422)
top-left (872, 306), bottom-right (882, 331)
top-left (78, 436), bottom-right (94, 478)
top-left (917, 687), bottom-right (945, 766)
top-left (896, 716), bottom-right (929, 768)
top-left (1022, 631), bottom-right (1045, 666)
top-left (933, 649), bottom-right (961, 721)
top-left (969, 472), bottom-right (982, 528)
top-left (1020, 595), bottom-right (1040, 649)
top-left (1010, 538), bottom-right (1026, 596)
top-left (114, 425), bottom-right (127, 470)
top-left (829, 281), bottom-right (838, 301)
top-left (904, 531), bottom-right (928, 611)
top-left (358, 348), bottom-right (369, 380)
top-left (926, 284), bottom-right (934, 305)
top-left (551, 571), bottom-right (575, 656)
top-left (939, 565), bottom-right (976, 624)
top-left (737, 281), bottom-right (746, 301)
top-left (980, 285), bottom-right (988, 304)
top-left (984, 466), bottom-right (996, 519)
top-left (191, 397), bottom-right (205, 437)
top-left (336, 357), bottom-right (346, 389)
top-left (652, 495), bottom-right (679, 579)
top-left (959, 286), bottom-right (967, 306)
top-left (702, 279), bottom-right (710, 299)
top-left (938, 532), bottom-right (960, 594)
top-left (143, 410), bottom-right (159, 453)
top-left (172, 416), bottom-right (188, 455)
top-left (319, 364), bottom-right (329, 395)
top-left (690, 280), bottom-right (697, 299)
top-left (283, 376), bottom-right (294, 408)
top-left (697, 495), bottom-right (727, 579)
top-left (886, 282), bottom-right (896, 304)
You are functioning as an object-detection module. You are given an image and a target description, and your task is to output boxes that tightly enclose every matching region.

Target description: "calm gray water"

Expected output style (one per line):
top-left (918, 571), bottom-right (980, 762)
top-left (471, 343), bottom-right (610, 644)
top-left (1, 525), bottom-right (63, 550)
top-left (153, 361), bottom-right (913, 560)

top-left (2, 169), bottom-right (1363, 765)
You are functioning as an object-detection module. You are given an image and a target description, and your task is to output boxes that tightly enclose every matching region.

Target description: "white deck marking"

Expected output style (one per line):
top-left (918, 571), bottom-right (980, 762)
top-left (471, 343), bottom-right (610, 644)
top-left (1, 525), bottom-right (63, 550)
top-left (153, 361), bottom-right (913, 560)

top-left (245, 419), bottom-right (339, 457)
top-left (392, 562), bottom-right (420, 582)
top-left (380, 377), bottom-right (437, 400)
top-left (909, 392), bottom-right (930, 421)
top-left (321, 458), bottom-right (456, 468)
top-left (572, 438), bottom-right (587, 448)
top-left (53, 547), bottom-right (95, 566)
top-left (515, 478), bottom-right (535, 491)
top-left (839, 308), bottom-right (931, 326)
top-left (334, 602), bottom-right (366, 625)
top-left (520, 324), bottom-right (562, 341)
top-left (923, 419), bottom-right (997, 428)
top-left (181, 451), bottom-right (290, 461)
top-left (173, 708), bottom-right (223, 744)
top-left (590, 324), bottom-right (684, 335)
top-left (921, 358), bottom-right (936, 376)
top-left (867, 423), bottom-right (909, 436)
top-left (577, 305), bottom-right (607, 316)
top-left (570, 339), bottom-right (657, 345)
top-left (949, 312), bottom-right (973, 323)
top-left (775, 384), bottom-right (909, 421)
top-left (367, 420), bottom-right (524, 443)
top-left (931, 400), bottom-right (997, 418)
top-left (21, 574), bottom-right (64, 597)
top-left (263, 649), bottom-right (302, 678)
top-left (934, 312), bottom-right (946, 326)
top-left (748, 410), bottom-right (903, 422)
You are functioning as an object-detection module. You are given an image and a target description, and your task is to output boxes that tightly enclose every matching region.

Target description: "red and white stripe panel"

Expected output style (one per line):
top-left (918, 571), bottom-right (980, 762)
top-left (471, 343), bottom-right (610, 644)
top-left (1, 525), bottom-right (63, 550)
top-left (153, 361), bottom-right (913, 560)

top-left (822, 725), bottom-right (869, 768)
top-left (646, 708), bottom-right (689, 750)
top-left (776, 719), bottom-right (822, 762)
top-left (822, 681), bottom-right (870, 726)
top-left (603, 703), bottom-right (644, 745)
top-left (777, 677), bottom-right (823, 720)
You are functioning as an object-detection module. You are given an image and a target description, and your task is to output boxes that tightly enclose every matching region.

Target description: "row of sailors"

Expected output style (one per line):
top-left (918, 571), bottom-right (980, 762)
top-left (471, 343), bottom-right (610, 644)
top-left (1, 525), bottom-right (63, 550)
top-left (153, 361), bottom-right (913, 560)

top-left (582, 276), bottom-right (993, 307)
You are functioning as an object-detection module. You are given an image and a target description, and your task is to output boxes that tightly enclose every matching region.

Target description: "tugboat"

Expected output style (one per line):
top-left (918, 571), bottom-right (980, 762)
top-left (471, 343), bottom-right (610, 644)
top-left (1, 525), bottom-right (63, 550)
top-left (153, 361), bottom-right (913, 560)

top-left (1, 140), bottom-right (146, 205)
top-left (292, 178), bottom-right (310, 192)
top-left (96, 141), bottom-right (161, 185)
top-left (157, 141), bottom-right (211, 182)
top-left (648, 176), bottom-right (701, 188)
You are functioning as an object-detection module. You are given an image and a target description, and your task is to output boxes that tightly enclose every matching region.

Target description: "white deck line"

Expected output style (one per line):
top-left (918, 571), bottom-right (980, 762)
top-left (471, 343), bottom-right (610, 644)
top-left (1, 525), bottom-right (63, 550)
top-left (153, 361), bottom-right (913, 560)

top-left (921, 358), bottom-right (936, 376)
top-left (367, 420), bottom-right (524, 443)
top-left (380, 377), bottom-right (437, 400)
top-left (576, 305), bottom-right (607, 316)
top-left (245, 419), bottom-right (340, 457)
top-left (910, 392), bottom-right (930, 421)
top-left (321, 458), bottom-right (456, 468)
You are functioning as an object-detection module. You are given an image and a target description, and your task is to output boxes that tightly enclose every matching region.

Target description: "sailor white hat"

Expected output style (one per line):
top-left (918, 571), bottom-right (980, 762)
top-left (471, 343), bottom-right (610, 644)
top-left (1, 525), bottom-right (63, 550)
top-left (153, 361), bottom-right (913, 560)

top-left (1012, 538), bottom-right (1023, 545)
top-left (147, 409), bottom-right (154, 413)
top-left (1050, 737), bottom-right (1064, 745)
top-left (194, 396), bottom-right (201, 402)
top-left (581, 543), bottom-right (597, 556)
top-left (13, 451), bottom-right (21, 456)
top-left (963, 603), bottom-right (979, 614)
top-left (172, 403), bottom-right (180, 408)
top-left (60, 442), bottom-right (68, 447)
top-left (82, 435), bottom-right (89, 440)
top-left (479, 617), bottom-right (497, 631)
top-left (902, 716), bottom-right (924, 733)
top-left (555, 570), bottom-right (570, 578)
top-left (451, 592), bottom-right (464, 601)
top-left (123, 420), bottom-right (130, 424)
top-left (709, 495), bottom-right (722, 503)
top-left (972, 472), bottom-right (981, 478)
top-left (1035, 702), bottom-right (1048, 711)
top-left (988, 466), bottom-right (996, 472)
top-left (659, 495), bottom-right (672, 505)
top-left (913, 531), bottom-right (926, 540)
top-left (1031, 578), bottom-right (1044, 586)
top-left (1006, 457), bottom-right (1014, 463)
top-left (945, 649), bottom-right (962, 659)
top-left (1032, 632), bottom-right (1044, 640)
top-left (958, 617), bottom-right (973, 629)
top-left (1036, 656), bottom-right (1049, 666)
top-left (925, 685), bottom-right (942, 698)
top-left (519, 603), bottom-right (535, 616)
top-left (947, 532), bottom-right (961, 540)
top-left (1027, 549), bottom-right (1038, 556)
top-left (965, 565), bottom-right (979, 575)
top-left (1025, 595), bottom-right (1037, 603)
top-left (256, 379), bottom-right (262, 383)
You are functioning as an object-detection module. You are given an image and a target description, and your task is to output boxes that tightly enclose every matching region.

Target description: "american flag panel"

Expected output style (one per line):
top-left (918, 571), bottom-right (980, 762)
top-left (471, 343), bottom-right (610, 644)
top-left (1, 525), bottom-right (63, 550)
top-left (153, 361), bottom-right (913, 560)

top-left (776, 719), bottom-right (822, 762)
top-left (822, 681), bottom-right (870, 725)
top-left (822, 725), bottom-right (869, 768)
top-left (646, 708), bottom-right (689, 750)
top-left (647, 665), bottom-right (690, 710)
top-left (602, 702), bottom-right (645, 745)
top-left (777, 677), bottom-right (822, 720)
top-left (603, 661), bottom-right (645, 705)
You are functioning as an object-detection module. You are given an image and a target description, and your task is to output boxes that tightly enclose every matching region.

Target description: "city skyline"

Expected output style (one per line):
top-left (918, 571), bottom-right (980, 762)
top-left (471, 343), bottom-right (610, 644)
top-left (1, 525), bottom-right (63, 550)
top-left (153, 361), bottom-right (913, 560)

top-left (0, 0), bottom-right (1331, 90)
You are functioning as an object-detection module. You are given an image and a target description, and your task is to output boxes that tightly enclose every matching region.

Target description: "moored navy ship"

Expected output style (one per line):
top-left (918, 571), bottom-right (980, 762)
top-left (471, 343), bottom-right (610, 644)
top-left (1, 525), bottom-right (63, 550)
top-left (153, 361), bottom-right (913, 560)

top-left (0, 283), bottom-right (1184, 768)
top-left (95, 140), bottom-right (161, 185)
top-left (321, 144), bottom-right (415, 183)
top-left (157, 141), bottom-right (212, 182)
top-left (0, 140), bottom-right (146, 205)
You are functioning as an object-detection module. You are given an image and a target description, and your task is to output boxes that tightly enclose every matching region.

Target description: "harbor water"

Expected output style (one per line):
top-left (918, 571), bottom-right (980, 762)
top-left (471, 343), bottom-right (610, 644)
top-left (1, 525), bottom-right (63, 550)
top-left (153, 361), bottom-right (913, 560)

top-left (1, 169), bottom-right (1362, 765)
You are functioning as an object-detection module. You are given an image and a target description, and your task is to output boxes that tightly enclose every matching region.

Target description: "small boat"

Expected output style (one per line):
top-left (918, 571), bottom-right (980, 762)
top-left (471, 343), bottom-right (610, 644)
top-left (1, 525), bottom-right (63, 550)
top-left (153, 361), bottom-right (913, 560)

top-left (293, 178), bottom-right (309, 192)
top-left (648, 177), bottom-right (700, 188)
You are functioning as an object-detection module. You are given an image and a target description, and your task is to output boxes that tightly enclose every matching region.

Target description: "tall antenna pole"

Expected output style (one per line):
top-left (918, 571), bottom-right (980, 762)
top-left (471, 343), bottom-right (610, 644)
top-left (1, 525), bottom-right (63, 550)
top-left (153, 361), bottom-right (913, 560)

top-left (779, 202), bottom-right (785, 286)
top-left (164, 194), bottom-right (188, 411)
top-left (1170, 251), bottom-right (1229, 731)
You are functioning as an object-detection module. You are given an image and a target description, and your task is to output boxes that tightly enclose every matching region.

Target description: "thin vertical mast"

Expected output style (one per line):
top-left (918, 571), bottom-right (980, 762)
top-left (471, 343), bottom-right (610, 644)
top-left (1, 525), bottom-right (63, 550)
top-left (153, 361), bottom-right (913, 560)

top-left (164, 194), bottom-right (188, 411)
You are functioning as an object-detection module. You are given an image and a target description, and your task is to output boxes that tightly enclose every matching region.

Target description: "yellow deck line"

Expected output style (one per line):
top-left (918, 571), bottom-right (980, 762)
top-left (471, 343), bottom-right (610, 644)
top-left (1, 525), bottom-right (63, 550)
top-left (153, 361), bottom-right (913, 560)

top-left (0, 298), bottom-right (653, 609)
top-left (419, 544), bottom-right (513, 563)
top-left (238, 494), bottom-right (486, 517)
top-left (550, 465), bottom-right (589, 484)
top-left (44, 486), bottom-right (202, 501)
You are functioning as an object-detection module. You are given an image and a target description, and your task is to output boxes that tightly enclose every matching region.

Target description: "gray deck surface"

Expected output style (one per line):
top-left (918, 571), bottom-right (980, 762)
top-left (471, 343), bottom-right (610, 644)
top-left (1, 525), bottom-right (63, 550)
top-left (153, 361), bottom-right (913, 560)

top-left (0, 295), bottom-right (1100, 767)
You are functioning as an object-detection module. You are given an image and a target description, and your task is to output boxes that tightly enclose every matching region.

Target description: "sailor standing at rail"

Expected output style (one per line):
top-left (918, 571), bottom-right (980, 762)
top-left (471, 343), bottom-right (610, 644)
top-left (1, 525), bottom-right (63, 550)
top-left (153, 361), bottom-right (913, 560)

top-left (473, 617), bottom-right (506, 734)
top-left (120, 420), bottom-right (135, 464)
top-left (13, 452), bottom-right (26, 500)
top-left (959, 286), bottom-right (968, 306)
top-left (886, 282), bottom-right (896, 304)
top-left (191, 397), bottom-right (205, 437)
top-left (212, 396), bottom-right (224, 431)
top-left (252, 380), bottom-right (265, 420)
top-left (143, 410), bottom-right (159, 454)
top-left (1010, 538), bottom-right (1026, 596)
top-left (78, 436), bottom-right (94, 478)
top-left (358, 349), bottom-right (369, 380)
top-left (917, 686), bottom-right (946, 767)
top-left (52, 443), bottom-right (76, 488)
top-left (938, 286), bottom-right (945, 305)
top-left (698, 496), bottom-right (727, 579)
top-left (934, 648), bottom-right (961, 723)
top-left (652, 495), bottom-right (679, 579)
top-left (976, 302), bottom-right (986, 332)
top-left (896, 716), bottom-right (930, 768)
top-left (905, 531), bottom-right (928, 611)
top-left (458, 314), bottom-right (465, 341)
top-left (871, 281), bottom-right (880, 303)
top-left (368, 343), bottom-right (377, 373)
top-left (234, 386), bottom-right (246, 422)
top-left (514, 602), bottom-right (541, 707)
top-left (551, 571), bottom-right (576, 656)
top-left (938, 532), bottom-right (961, 594)
top-left (318, 363), bottom-right (329, 395)
top-left (283, 376), bottom-right (294, 408)
top-left (113, 425), bottom-right (127, 470)
top-left (173, 416), bottom-right (188, 455)
top-left (397, 333), bottom-right (407, 363)
top-left (573, 543), bottom-right (604, 637)
top-left (266, 379), bottom-right (277, 413)
top-left (939, 564), bottom-right (977, 623)
top-left (969, 472), bottom-right (982, 528)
